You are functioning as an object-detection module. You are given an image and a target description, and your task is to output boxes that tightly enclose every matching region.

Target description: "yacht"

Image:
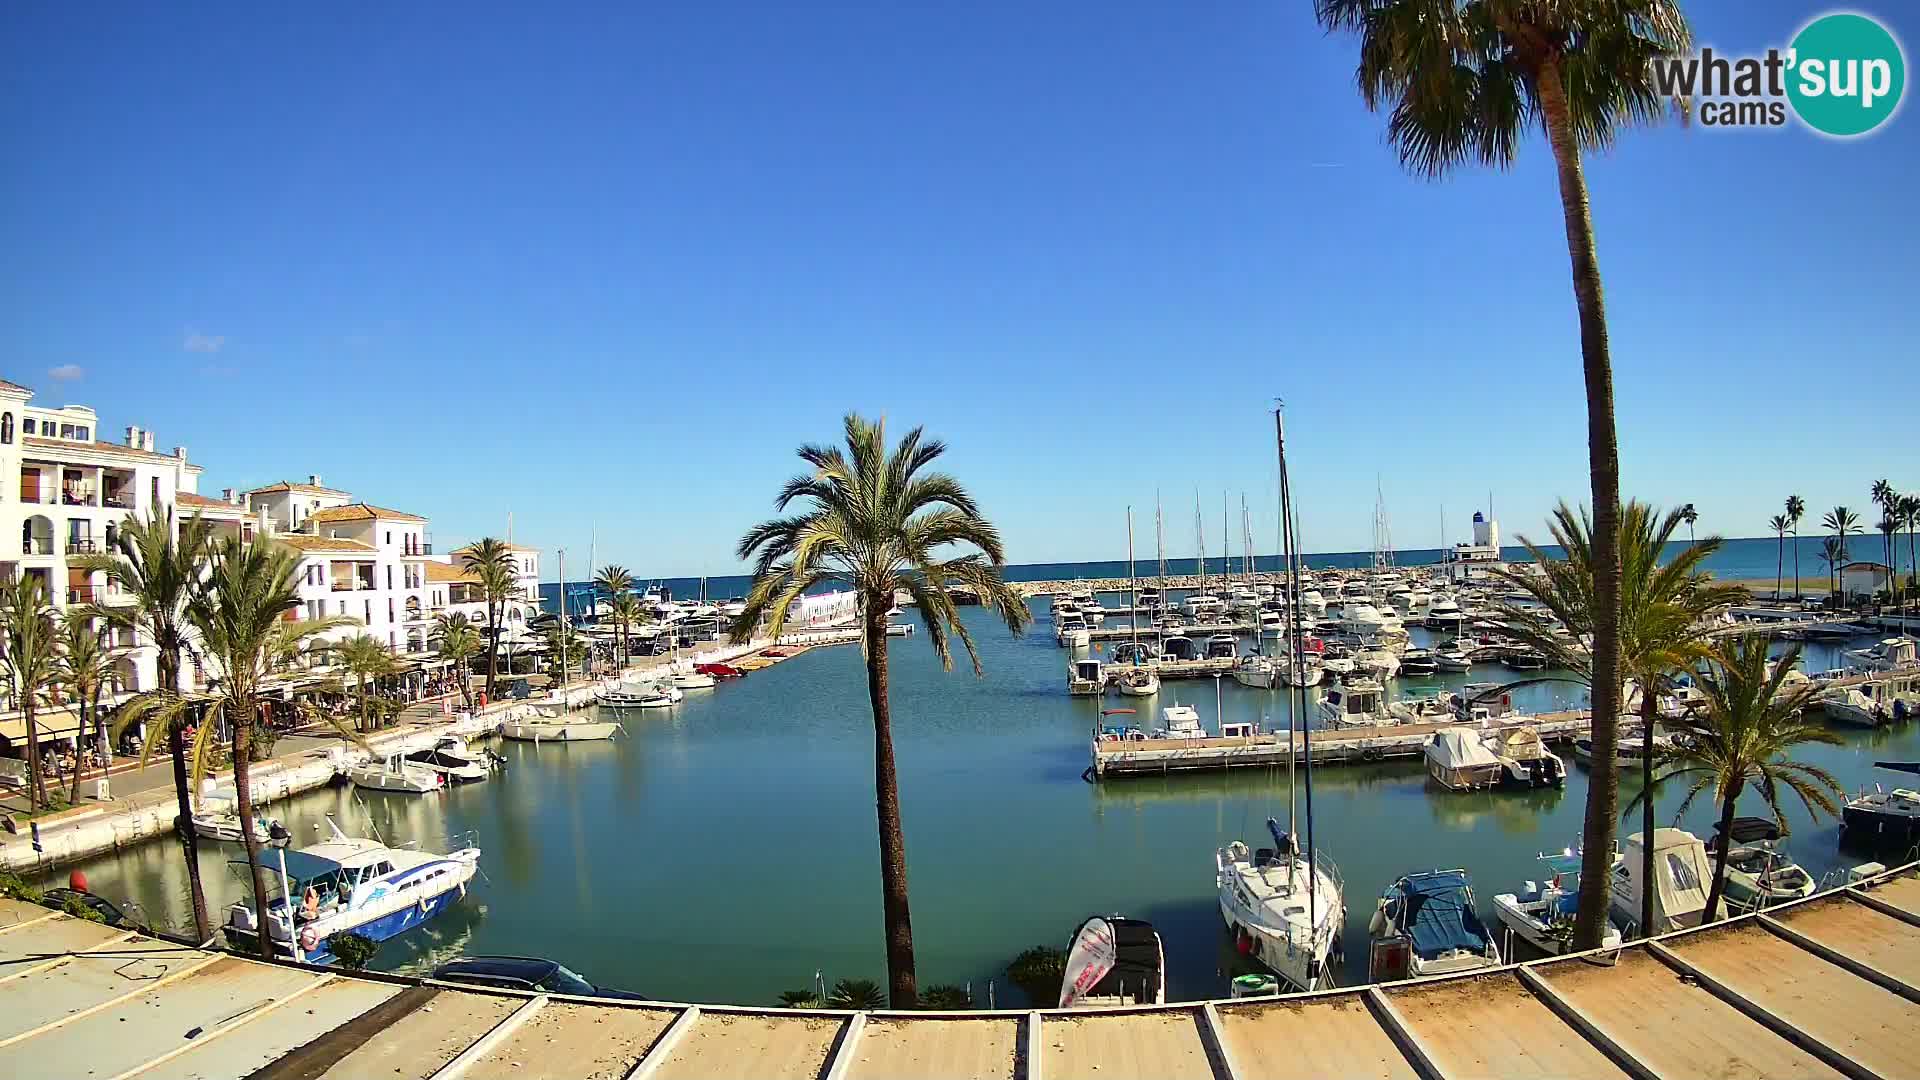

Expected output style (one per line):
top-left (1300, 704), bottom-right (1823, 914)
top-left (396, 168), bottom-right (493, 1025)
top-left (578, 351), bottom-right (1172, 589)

top-left (1713, 818), bottom-right (1816, 914)
top-left (1231, 654), bottom-right (1277, 690)
top-left (1057, 916), bottom-right (1167, 1007)
top-left (1217, 821), bottom-right (1345, 992)
top-left (1398, 648), bottom-right (1438, 677)
top-left (1572, 734), bottom-right (1671, 769)
top-left (1492, 849), bottom-right (1623, 956)
top-left (1844, 636), bottom-right (1918, 672)
top-left (1116, 667), bottom-right (1160, 697)
top-left (405, 736), bottom-right (498, 784)
top-left (1842, 782), bottom-right (1920, 843)
top-left (1425, 599), bottom-right (1467, 632)
top-left (1068, 657), bottom-right (1107, 697)
top-left (1356, 648), bottom-right (1400, 679)
top-left (1368, 870), bottom-right (1501, 980)
top-left (223, 818), bottom-right (480, 965)
top-left (1503, 647), bottom-right (1548, 671)
top-left (1054, 613), bottom-right (1091, 647)
top-left (1110, 642), bottom-right (1155, 666)
top-left (1157, 704), bottom-right (1205, 739)
top-left (1433, 641), bottom-right (1475, 672)
top-left (1136, 587), bottom-right (1163, 612)
top-left (1318, 678), bottom-right (1395, 729)
top-left (1298, 590), bottom-right (1327, 617)
top-left (349, 754), bottom-right (445, 794)
top-left (1610, 829), bottom-right (1713, 933)
top-left (1486, 727), bottom-right (1566, 788)
top-left (1279, 656), bottom-right (1326, 687)
top-left (1424, 730), bottom-right (1505, 791)
top-left (1257, 609), bottom-right (1285, 634)
top-left (1339, 604), bottom-right (1405, 642)
top-left (1160, 635), bottom-right (1198, 662)
top-left (1205, 634), bottom-right (1240, 660)
top-left (193, 803), bottom-right (282, 844)
top-left (499, 713), bottom-right (623, 741)
top-left (1184, 594), bottom-right (1225, 620)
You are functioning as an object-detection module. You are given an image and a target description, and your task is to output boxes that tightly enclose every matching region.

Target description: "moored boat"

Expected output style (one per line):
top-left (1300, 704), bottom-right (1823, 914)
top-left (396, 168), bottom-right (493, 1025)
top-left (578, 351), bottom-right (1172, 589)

top-left (1057, 915), bottom-right (1168, 1007)
top-left (1368, 869), bottom-right (1501, 980)
top-left (499, 715), bottom-right (623, 742)
top-left (1713, 817), bottom-right (1816, 914)
top-left (1424, 729), bottom-right (1504, 791)
top-left (1609, 829), bottom-right (1712, 934)
top-left (348, 754), bottom-right (445, 794)
top-left (1217, 821), bottom-right (1344, 992)
top-left (1492, 850), bottom-right (1623, 956)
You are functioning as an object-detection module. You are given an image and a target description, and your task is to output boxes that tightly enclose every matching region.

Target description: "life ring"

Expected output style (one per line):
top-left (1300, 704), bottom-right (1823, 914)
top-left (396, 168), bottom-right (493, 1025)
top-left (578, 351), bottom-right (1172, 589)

top-left (299, 925), bottom-right (320, 952)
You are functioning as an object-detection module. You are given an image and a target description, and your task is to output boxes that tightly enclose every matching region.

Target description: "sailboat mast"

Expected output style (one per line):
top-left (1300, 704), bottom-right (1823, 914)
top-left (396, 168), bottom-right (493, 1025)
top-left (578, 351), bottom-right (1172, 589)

top-left (1276, 405), bottom-right (1314, 908)
top-left (1194, 491), bottom-right (1206, 592)
top-left (1127, 508), bottom-right (1139, 660)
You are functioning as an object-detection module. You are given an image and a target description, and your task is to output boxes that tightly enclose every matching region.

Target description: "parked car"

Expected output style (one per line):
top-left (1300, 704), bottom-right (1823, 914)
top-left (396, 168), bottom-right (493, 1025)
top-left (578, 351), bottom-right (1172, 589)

top-left (430, 956), bottom-right (646, 1000)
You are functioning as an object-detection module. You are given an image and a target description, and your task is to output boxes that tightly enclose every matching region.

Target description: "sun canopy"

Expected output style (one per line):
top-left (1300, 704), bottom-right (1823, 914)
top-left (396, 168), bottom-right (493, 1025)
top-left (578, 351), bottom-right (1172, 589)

top-left (230, 848), bottom-right (341, 882)
top-left (1389, 871), bottom-right (1492, 960)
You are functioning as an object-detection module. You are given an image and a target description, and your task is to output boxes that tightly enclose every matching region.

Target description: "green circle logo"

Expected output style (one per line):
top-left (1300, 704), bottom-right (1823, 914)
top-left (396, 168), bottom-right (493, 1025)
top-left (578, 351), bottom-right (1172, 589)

top-left (1787, 13), bottom-right (1906, 137)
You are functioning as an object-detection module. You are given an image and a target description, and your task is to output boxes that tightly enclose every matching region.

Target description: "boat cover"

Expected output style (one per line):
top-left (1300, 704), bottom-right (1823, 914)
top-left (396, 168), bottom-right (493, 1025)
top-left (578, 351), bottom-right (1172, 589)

top-left (1427, 730), bottom-right (1502, 771)
top-left (1388, 871), bottom-right (1491, 960)
top-left (1083, 917), bottom-right (1162, 1003)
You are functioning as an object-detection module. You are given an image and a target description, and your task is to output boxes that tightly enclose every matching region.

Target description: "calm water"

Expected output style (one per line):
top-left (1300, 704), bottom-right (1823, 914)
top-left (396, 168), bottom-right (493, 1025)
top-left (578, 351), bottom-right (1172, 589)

top-left (51, 596), bottom-right (1919, 1006)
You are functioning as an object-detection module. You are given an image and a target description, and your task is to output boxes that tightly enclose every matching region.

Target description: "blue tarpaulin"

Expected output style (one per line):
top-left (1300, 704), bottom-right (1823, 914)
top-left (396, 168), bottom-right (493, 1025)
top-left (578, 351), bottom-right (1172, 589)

top-left (1387, 870), bottom-right (1492, 960)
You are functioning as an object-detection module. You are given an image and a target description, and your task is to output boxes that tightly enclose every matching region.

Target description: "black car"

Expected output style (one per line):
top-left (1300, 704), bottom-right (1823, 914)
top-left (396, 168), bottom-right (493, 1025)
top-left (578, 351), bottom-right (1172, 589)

top-left (430, 956), bottom-right (646, 1000)
top-left (39, 888), bottom-right (134, 928)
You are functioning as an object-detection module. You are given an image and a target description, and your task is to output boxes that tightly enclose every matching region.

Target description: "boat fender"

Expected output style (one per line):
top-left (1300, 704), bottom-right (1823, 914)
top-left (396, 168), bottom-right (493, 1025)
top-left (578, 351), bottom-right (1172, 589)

top-left (299, 925), bottom-right (319, 952)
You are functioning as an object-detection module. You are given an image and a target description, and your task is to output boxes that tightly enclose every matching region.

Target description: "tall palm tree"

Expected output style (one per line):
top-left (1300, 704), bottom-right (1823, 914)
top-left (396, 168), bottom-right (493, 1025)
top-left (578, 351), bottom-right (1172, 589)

top-left (336, 634), bottom-right (397, 732)
top-left (1877, 514), bottom-right (1901, 607)
top-left (1871, 480), bottom-right (1897, 603)
top-left (1901, 493), bottom-right (1920, 601)
top-left (608, 592), bottom-right (647, 667)
top-left (1819, 537), bottom-right (1845, 597)
top-left (0, 577), bottom-right (60, 810)
top-left (1679, 504), bottom-right (1698, 552)
top-left (461, 539), bottom-right (518, 703)
top-left (76, 508), bottom-right (215, 938)
top-left (1313, 0), bottom-right (1691, 949)
top-left (55, 611), bottom-right (121, 807)
top-left (1633, 636), bottom-right (1842, 923)
top-left (184, 536), bottom-right (353, 959)
top-left (1785, 495), bottom-right (1806, 599)
top-left (1822, 506), bottom-right (1859, 603)
top-left (594, 565), bottom-right (633, 607)
top-left (1494, 502), bottom-right (1744, 940)
top-left (1768, 514), bottom-right (1789, 601)
top-left (730, 414), bottom-right (1031, 1005)
top-left (431, 613), bottom-right (481, 709)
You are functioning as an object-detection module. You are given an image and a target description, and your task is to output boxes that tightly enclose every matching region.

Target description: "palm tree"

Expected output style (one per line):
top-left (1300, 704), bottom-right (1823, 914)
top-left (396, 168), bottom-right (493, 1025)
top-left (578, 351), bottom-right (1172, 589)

top-left (1877, 514), bottom-right (1901, 607)
top-left (1633, 636), bottom-right (1842, 923)
top-left (1822, 506), bottom-right (1859, 603)
top-left (0, 577), bottom-right (60, 810)
top-left (1785, 495), bottom-right (1806, 599)
top-left (184, 536), bottom-right (353, 959)
top-left (1871, 480), bottom-right (1897, 603)
top-left (76, 508), bottom-right (216, 938)
top-left (1819, 537), bottom-right (1845, 596)
top-left (430, 614), bottom-right (481, 709)
top-left (594, 565), bottom-right (633, 607)
top-left (460, 539), bottom-right (518, 703)
top-left (1901, 493), bottom-right (1920, 601)
top-left (608, 592), bottom-right (647, 667)
top-left (1768, 514), bottom-right (1789, 601)
top-left (1494, 502), bottom-right (1744, 941)
top-left (336, 635), bottom-right (397, 732)
top-left (731, 414), bottom-right (1031, 1006)
top-left (1679, 504), bottom-right (1698, 552)
top-left (1313, 0), bottom-right (1690, 950)
top-left (54, 611), bottom-right (121, 807)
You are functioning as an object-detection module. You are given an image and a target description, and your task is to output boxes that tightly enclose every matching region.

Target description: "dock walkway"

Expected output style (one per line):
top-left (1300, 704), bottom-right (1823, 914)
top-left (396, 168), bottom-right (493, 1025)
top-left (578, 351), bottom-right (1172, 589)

top-left (1, 862), bottom-right (1915, 1078)
top-left (1092, 711), bottom-right (1591, 779)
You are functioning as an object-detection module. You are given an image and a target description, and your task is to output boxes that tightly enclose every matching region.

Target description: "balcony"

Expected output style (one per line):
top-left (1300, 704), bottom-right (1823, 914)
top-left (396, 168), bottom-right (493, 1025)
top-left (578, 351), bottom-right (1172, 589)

top-left (66, 538), bottom-right (99, 555)
top-left (68, 586), bottom-right (102, 604)
top-left (21, 539), bottom-right (53, 556)
top-left (104, 493), bottom-right (135, 510)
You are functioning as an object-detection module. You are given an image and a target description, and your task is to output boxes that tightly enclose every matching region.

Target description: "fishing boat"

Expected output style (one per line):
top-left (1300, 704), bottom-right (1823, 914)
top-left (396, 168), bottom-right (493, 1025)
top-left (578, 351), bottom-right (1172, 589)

top-left (1318, 677), bottom-right (1395, 729)
top-left (222, 818), bottom-right (480, 966)
top-left (1492, 850), bottom-right (1623, 956)
top-left (1217, 821), bottom-right (1345, 992)
top-left (1713, 817), bottom-right (1816, 914)
top-left (405, 736), bottom-right (499, 784)
top-left (1116, 667), bottom-right (1159, 697)
top-left (348, 754), bottom-right (445, 794)
top-left (1842, 765), bottom-right (1920, 842)
top-left (1368, 870), bottom-right (1501, 980)
top-left (1157, 704), bottom-right (1205, 739)
top-left (1057, 915), bottom-right (1167, 1007)
top-left (499, 714), bottom-right (623, 742)
top-left (1068, 657), bottom-right (1107, 697)
top-left (1424, 730), bottom-right (1505, 791)
top-left (1609, 829), bottom-right (1713, 934)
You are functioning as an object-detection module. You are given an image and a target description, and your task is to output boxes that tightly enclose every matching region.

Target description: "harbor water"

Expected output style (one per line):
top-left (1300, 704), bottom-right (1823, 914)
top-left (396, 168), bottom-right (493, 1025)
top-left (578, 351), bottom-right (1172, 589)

top-left (48, 597), bottom-right (1920, 1005)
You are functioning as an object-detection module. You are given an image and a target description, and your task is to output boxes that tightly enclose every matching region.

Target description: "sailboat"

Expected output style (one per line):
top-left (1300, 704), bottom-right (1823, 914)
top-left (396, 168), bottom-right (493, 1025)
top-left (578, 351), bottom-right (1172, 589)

top-left (1119, 508), bottom-right (1159, 697)
top-left (1215, 405), bottom-right (1345, 992)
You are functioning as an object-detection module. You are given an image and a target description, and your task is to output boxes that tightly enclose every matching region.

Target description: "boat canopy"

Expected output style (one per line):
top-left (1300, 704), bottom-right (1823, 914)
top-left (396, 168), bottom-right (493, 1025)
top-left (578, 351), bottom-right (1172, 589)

top-left (1428, 730), bottom-right (1501, 771)
top-left (1070, 916), bottom-right (1163, 1005)
top-left (1386, 870), bottom-right (1492, 961)
top-left (1715, 816), bottom-right (1784, 845)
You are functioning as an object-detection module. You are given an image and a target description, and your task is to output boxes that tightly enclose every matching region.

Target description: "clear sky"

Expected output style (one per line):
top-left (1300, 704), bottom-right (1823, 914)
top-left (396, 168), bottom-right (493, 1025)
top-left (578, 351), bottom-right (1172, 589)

top-left (3, 1), bottom-right (1913, 577)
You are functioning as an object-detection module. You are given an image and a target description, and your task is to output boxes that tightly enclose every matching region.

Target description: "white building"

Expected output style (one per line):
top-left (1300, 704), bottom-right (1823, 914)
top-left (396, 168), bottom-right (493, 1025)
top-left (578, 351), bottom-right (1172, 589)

top-left (1, 380), bottom-right (208, 730)
top-left (1442, 511), bottom-right (1504, 585)
top-left (428, 542), bottom-right (542, 638)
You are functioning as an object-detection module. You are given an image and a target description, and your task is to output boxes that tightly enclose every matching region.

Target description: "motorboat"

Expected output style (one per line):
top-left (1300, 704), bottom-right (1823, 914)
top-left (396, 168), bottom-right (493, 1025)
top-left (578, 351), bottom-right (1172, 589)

top-left (1256, 609), bottom-right (1285, 634)
top-left (1317, 678), bottom-right (1394, 729)
top-left (605, 680), bottom-right (683, 709)
top-left (405, 736), bottom-right (498, 784)
top-left (1136, 587), bottom-right (1163, 611)
top-left (1217, 820), bottom-right (1344, 992)
top-left (499, 714), bottom-right (623, 742)
top-left (1845, 637), bottom-right (1918, 672)
top-left (1390, 690), bottom-right (1454, 724)
top-left (1110, 642), bottom-right (1156, 666)
top-left (1398, 649), bottom-right (1438, 677)
top-left (1160, 635), bottom-right (1198, 662)
top-left (1156, 705), bottom-right (1205, 739)
top-left (1368, 870), bottom-right (1501, 980)
top-left (1432, 643), bottom-right (1475, 672)
top-left (222, 818), bottom-right (480, 966)
top-left (1453, 683), bottom-right (1520, 723)
top-left (1116, 667), bottom-right (1160, 697)
top-left (672, 668), bottom-right (718, 689)
top-left (348, 754), bottom-right (445, 794)
top-left (1492, 850), bottom-right (1623, 956)
top-left (1298, 590), bottom-right (1327, 617)
top-left (1278, 655), bottom-right (1326, 688)
top-left (1712, 817), bottom-right (1816, 914)
top-left (1822, 672), bottom-right (1920, 727)
top-left (1057, 916), bottom-right (1167, 1007)
top-left (1184, 594), bottom-right (1224, 619)
top-left (1339, 604), bottom-right (1405, 642)
top-left (1425, 599), bottom-right (1467, 631)
top-left (1822, 687), bottom-right (1888, 728)
top-left (1205, 634), bottom-right (1240, 661)
top-left (1503, 647), bottom-right (1548, 671)
top-left (1572, 734), bottom-right (1671, 769)
top-left (1356, 648), bottom-right (1400, 679)
top-left (1055, 613), bottom-right (1091, 647)
top-left (1424, 729), bottom-right (1505, 791)
top-left (1842, 783), bottom-right (1920, 843)
top-left (1609, 829), bottom-right (1713, 933)
top-left (1068, 657), bottom-right (1107, 697)
top-left (1231, 654), bottom-right (1277, 690)
top-left (193, 802), bottom-right (282, 844)
top-left (1486, 727), bottom-right (1566, 788)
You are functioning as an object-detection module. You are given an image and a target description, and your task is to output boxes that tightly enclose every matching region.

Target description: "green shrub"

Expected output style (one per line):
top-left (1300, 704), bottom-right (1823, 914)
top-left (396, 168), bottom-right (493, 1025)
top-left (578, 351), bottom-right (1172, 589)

top-left (1006, 945), bottom-right (1066, 1007)
top-left (0, 872), bottom-right (43, 903)
top-left (61, 895), bottom-right (105, 923)
top-left (327, 931), bottom-right (378, 970)
top-left (916, 984), bottom-right (971, 1010)
top-left (825, 978), bottom-right (886, 1009)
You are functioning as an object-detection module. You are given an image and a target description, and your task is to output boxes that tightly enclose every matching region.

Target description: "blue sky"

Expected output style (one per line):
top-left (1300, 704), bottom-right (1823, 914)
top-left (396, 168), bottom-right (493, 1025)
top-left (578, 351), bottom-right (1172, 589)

top-left (3, 1), bottom-right (1913, 577)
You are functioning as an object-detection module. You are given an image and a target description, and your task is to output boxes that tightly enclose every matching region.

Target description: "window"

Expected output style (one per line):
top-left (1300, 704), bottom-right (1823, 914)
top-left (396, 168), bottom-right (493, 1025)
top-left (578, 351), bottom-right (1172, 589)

top-left (363, 599), bottom-right (371, 623)
top-left (387, 598), bottom-right (394, 622)
top-left (151, 477), bottom-right (160, 506)
top-left (21, 418), bottom-right (33, 435)
top-left (385, 531), bottom-right (392, 545)
top-left (0, 413), bottom-right (11, 444)
top-left (75, 426), bottom-right (89, 441)
top-left (1666, 853), bottom-right (1703, 893)
top-left (59, 424), bottom-right (75, 439)
top-left (386, 566), bottom-right (392, 590)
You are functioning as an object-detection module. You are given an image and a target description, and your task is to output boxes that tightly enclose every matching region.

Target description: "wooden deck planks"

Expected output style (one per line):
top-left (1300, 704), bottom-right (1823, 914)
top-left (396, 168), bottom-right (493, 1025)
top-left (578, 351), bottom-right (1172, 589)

top-left (1040, 1010), bottom-right (1218, 1080)
top-left (643, 1012), bottom-right (842, 1080)
top-left (1215, 996), bottom-right (1417, 1080)
top-left (845, 1017), bottom-right (1021, 1080)
top-left (1384, 973), bottom-right (1627, 1079)
top-left (457, 1002), bottom-right (680, 1080)
top-left (314, 990), bottom-right (523, 1079)
top-left (1774, 895), bottom-right (1920, 989)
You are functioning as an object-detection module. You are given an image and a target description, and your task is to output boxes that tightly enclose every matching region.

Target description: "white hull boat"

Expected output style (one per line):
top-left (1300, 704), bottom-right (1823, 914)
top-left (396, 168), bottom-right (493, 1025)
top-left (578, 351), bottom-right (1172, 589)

top-left (672, 670), bottom-right (717, 689)
top-left (193, 807), bottom-right (281, 844)
top-left (1369, 870), bottom-right (1501, 980)
top-left (349, 754), bottom-right (445, 794)
top-left (406, 736), bottom-right (498, 783)
top-left (1116, 668), bottom-right (1160, 696)
top-left (1492, 850), bottom-right (1623, 956)
top-left (1216, 822), bottom-right (1344, 992)
top-left (500, 717), bottom-right (623, 742)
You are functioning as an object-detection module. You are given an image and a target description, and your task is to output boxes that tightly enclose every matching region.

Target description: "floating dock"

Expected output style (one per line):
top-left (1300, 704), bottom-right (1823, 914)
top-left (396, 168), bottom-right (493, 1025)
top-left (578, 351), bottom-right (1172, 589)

top-left (1091, 712), bottom-right (1591, 779)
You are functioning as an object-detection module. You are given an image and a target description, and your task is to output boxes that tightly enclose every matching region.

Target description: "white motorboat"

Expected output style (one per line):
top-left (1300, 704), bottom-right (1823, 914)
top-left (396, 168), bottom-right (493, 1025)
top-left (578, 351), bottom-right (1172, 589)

top-left (499, 715), bottom-right (623, 741)
top-left (1424, 729), bottom-right (1505, 791)
top-left (1368, 869), bottom-right (1501, 980)
top-left (1572, 734), bottom-right (1672, 769)
top-left (1058, 915), bottom-right (1167, 1007)
top-left (1116, 667), bottom-right (1160, 697)
top-left (1231, 654), bottom-right (1277, 689)
top-left (1068, 657), bottom-right (1107, 697)
top-left (1217, 822), bottom-right (1344, 992)
top-left (605, 680), bottom-right (683, 708)
top-left (1279, 656), bottom-right (1325, 687)
top-left (1486, 727), bottom-right (1566, 788)
top-left (1425, 598), bottom-right (1467, 632)
top-left (349, 754), bottom-right (445, 794)
top-left (672, 669), bottom-right (718, 689)
top-left (1822, 688), bottom-right (1887, 728)
top-left (193, 803), bottom-right (282, 844)
top-left (1433, 642), bottom-right (1475, 672)
top-left (1844, 636), bottom-right (1918, 672)
top-left (1713, 817), bottom-right (1816, 914)
top-left (1159, 635), bottom-right (1198, 662)
top-left (1339, 604), bottom-right (1406, 642)
top-left (1183, 594), bottom-right (1224, 619)
top-left (1299, 590), bottom-right (1327, 617)
top-left (223, 818), bottom-right (480, 965)
top-left (1356, 648), bottom-right (1400, 679)
top-left (1842, 783), bottom-right (1920, 843)
top-left (1157, 704), bottom-right (1205, 739)
top-left (1609, 829), bottom-right (1713, 933)
top-left (405, 736), bottom-right (498, 784)
top-left (1204, 634), bottom-right (1240, 661)
top-left (1318, 677), bottom-right (1395, 729)
top-left (1493, 850), bottom-right (1624, 956)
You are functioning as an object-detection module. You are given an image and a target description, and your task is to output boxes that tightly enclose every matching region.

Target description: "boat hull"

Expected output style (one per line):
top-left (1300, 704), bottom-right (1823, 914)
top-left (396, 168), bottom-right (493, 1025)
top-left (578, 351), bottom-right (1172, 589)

top-left (499, 720), bottom-right (621, 742)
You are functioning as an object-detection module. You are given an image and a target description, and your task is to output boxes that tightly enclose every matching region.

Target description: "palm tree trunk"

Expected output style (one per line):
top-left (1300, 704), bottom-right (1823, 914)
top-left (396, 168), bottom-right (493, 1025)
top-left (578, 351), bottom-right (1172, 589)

top-left (1537, 57), bottom-right (1624, 953)
top-left (1775, 534), bottom-right (1783, 601)
top-left (485, 607), bottom-right (499, 702)
top-left (24, 704), bottom-right (46, 810)
top-left (168, 718), bottom-right (213, 940)
top-left (230, 699), bottom-right (276, 960)
top-left (67, 690), bottom-right (88, 807)
top-left (863, 593), bottom-right (917, 1007)
top-left (1638, 688), bottom-right (1658, 937)
top-left (1703, 787), bottom-right (1740, 924)
top-left (1792, 527), bottom-right (1801, 598)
